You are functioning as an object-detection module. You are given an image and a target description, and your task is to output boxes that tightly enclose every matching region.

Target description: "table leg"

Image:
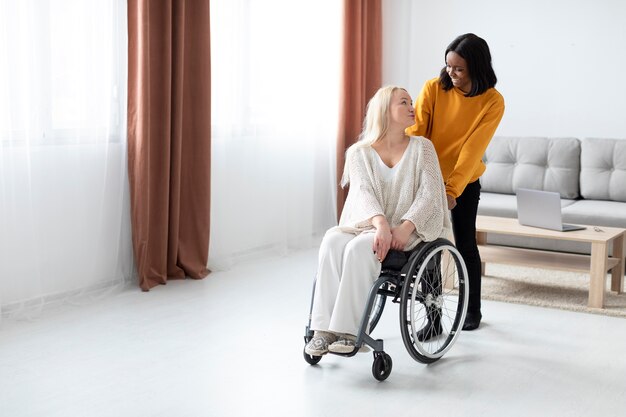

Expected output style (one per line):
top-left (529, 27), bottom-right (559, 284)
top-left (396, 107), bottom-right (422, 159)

top-left (610, 233), bottom-right (625, 293)
top-left (476, 231), bottom-right (487, 276)
top-left (589, 242), bottom-right (608, 308)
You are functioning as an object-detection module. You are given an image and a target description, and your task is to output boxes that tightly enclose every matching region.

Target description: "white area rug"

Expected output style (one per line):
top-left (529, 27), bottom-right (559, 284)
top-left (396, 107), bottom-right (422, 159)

top-left (482, 264), bottom-right (626, 318)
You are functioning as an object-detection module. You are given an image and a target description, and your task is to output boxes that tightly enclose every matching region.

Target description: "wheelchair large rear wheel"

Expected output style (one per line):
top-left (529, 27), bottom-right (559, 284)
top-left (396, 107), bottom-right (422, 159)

top-left (399, 239), bottom-right (468, 364)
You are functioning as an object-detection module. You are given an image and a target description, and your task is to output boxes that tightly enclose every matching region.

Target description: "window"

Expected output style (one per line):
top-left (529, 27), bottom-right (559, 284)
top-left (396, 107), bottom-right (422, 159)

top-left (0, 0), bottom-right (126, 144)
top-left (209, 0), bottom-right (341, 264)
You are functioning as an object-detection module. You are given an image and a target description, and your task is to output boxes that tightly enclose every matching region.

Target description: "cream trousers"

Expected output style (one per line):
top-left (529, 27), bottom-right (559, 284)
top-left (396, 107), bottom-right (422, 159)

top-left (310, 229), bottom-right (382, 336)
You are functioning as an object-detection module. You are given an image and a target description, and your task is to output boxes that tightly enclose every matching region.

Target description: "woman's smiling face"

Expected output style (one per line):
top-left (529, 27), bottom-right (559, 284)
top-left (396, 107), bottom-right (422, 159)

top-left (446, 51), bottom-right (472, 93)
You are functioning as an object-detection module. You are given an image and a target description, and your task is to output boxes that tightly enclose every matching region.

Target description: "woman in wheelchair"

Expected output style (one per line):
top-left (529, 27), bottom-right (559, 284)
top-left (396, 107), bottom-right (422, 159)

top-left (305, 86), bottom-right (452, 357)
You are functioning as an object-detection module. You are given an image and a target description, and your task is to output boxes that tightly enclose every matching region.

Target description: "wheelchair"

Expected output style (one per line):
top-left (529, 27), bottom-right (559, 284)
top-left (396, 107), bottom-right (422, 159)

top-left (303, 238), bottom-right (469, 381)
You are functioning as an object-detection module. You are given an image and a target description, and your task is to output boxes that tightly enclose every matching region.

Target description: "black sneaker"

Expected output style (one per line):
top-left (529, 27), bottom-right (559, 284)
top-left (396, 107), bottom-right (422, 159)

top-left (462, 311), bottom-right (482, 331)
top-left (416, 320), bottom-right (443, 342)
top-left (416, 308), bottom-right (442, 342)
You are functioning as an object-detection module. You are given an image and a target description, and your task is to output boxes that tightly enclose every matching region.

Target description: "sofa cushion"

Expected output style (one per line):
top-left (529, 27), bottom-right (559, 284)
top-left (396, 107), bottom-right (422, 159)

top-left (482, 136), bottom-right (580, 198)
top-left (580, 138), bottom-right (626, 202)
top-left (477, 192), bottom-right (518, 218)
top-left (562, 200), bottom-right (626, 228)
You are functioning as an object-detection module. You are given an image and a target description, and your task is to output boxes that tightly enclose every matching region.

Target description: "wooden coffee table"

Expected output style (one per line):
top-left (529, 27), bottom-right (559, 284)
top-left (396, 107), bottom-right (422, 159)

top-left (475, 215), bottom-right (625, 308)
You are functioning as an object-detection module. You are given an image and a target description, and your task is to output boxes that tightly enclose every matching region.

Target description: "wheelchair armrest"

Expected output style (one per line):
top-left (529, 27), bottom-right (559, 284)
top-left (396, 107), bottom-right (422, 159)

top-left (382, 239), bottom-right (452, 273)
top-left (381, 250), bottom-right (408, 270)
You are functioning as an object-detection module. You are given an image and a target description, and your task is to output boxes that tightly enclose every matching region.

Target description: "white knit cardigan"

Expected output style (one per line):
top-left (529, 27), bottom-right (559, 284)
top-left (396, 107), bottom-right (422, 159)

top-left (334, 136), bottom-right (452, 251)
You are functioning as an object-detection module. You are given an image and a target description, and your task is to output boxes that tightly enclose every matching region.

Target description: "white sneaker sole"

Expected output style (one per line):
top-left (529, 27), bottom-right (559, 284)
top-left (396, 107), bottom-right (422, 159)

top-left (304, 347), bottom-right (327, 356)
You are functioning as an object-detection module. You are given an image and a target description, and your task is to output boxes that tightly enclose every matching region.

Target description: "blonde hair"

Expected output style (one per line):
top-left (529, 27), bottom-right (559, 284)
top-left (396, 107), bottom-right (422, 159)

top-left (341, 85), bottom-right (406, 186)
top-left (354, 85), bottom-right (405, 148)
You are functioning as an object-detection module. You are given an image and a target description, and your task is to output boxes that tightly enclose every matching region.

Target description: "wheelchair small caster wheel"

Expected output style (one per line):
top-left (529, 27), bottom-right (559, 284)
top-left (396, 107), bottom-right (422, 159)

top-left (372, 352), bottom-right (392, 381)
top-left (303, 348), bottom-right (322, 365)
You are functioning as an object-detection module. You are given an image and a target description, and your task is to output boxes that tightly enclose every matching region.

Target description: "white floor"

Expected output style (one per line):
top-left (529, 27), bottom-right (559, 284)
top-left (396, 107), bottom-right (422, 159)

top-left (1, 248), bottom-right (626, 417)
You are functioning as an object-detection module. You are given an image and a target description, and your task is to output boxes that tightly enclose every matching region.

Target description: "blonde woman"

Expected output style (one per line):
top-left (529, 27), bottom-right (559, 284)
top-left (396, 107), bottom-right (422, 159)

top-left (305, 86), bottom-right (451, 356)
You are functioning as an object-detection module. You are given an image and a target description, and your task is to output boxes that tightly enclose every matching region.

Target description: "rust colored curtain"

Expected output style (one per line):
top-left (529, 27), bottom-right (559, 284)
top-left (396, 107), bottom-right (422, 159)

top-left (127, 0), bottom-right (211, 291)
top-left (336, 0), bottom-right (382, 218)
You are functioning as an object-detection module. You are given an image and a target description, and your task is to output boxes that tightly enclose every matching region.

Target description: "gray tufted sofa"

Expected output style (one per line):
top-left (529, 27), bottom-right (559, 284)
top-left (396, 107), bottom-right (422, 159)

top-left (477, 136), bottom-right (626, 256)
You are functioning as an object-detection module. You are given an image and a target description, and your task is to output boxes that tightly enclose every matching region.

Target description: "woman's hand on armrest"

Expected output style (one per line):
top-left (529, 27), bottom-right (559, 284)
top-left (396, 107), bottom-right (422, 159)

top-left (391, 220), bottom-right (415, 250)
top-left (371, 215), bottom-right (392, 262)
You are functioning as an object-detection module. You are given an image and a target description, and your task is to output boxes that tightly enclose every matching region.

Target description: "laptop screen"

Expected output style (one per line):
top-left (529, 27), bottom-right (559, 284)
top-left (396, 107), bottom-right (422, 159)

top-left (516, 188), bottom-right (564, 231)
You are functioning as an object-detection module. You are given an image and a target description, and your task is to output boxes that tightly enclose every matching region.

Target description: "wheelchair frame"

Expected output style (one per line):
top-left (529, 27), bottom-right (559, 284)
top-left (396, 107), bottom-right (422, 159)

top-left (303, 238), bottom-right (469, 381)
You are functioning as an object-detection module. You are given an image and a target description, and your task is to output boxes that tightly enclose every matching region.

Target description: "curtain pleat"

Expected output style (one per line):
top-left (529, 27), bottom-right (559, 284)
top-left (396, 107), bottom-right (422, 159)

top-left (336, 0), bottom-right (382, 218)
top-left (127, 0), bottom-right (211, 291)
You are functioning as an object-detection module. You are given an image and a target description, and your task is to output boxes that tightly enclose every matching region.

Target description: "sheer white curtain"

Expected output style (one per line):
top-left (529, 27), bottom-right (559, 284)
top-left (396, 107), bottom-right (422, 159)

top-left (209, 0), bottom-right (341, 269)
top-left (0, 0), bottom-right (131, 320)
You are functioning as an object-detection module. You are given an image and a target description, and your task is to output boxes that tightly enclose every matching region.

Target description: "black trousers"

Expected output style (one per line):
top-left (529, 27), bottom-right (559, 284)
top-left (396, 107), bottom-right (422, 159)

top-left (451, 180), bottom-right (482, 313)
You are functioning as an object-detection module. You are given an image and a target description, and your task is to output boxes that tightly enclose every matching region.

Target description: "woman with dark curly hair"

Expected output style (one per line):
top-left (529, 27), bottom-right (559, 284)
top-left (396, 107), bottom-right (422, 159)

top-left (407, 33), bottom-right (505, 332)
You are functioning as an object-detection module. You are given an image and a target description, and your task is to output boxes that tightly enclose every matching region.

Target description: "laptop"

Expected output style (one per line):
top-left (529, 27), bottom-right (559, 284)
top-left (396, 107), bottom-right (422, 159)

top-left (516, 188), bottom-right (585, 232)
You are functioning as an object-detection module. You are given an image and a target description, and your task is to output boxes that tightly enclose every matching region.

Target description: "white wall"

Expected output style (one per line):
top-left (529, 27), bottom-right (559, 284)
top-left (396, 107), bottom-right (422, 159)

top-left (383, 0), bottom-right (626, 139)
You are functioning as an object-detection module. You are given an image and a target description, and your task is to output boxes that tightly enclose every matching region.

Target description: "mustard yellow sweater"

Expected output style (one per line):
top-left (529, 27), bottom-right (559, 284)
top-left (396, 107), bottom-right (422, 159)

top-left (406, 77), bottom-right (505, 198)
